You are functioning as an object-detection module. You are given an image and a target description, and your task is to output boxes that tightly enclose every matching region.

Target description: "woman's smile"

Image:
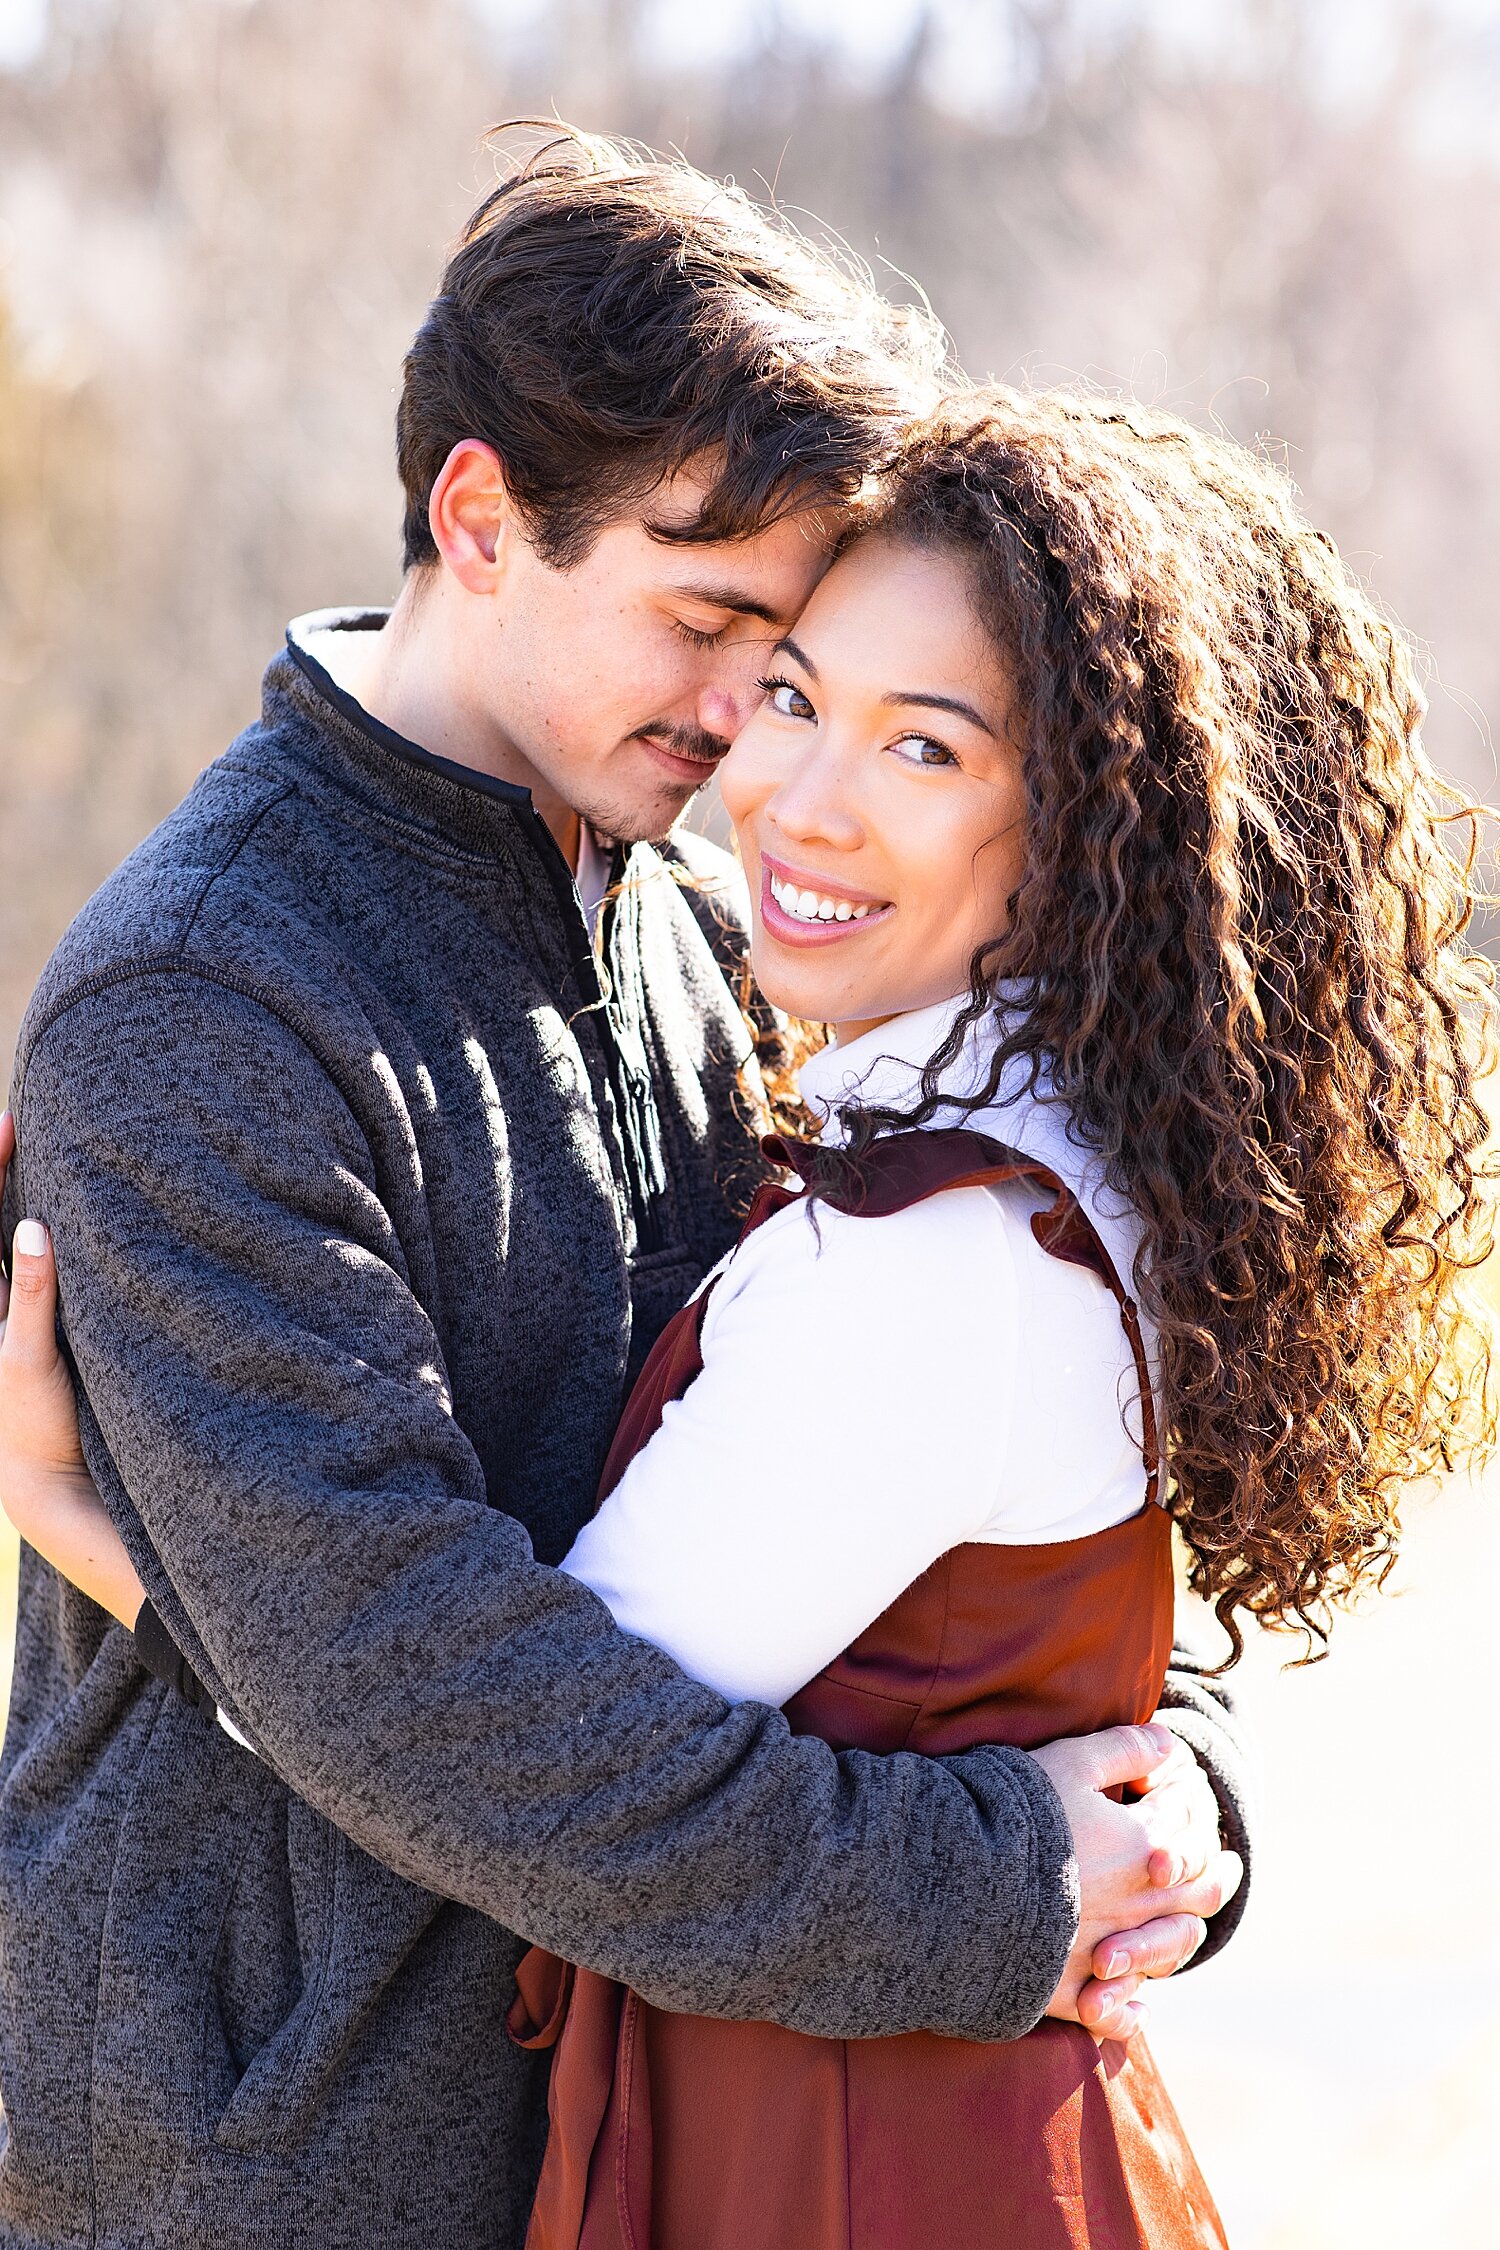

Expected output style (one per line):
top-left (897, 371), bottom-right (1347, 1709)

top-left (761, 854), bottom-right (894, 944)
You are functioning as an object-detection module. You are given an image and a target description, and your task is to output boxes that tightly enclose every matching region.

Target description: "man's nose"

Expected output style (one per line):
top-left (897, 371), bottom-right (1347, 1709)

top-left (697, 679), bottom-right (749, 744)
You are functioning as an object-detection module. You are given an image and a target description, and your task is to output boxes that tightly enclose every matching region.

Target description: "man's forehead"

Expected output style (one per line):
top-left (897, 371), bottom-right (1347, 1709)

top-left (640, 455), bottom-right (827, 530)
top-left (639, 515), bottom-right (841, 623)
top-left (665, 555), bottom-right (838, 636)
top-left (637, 459), bottom-right (844, 566)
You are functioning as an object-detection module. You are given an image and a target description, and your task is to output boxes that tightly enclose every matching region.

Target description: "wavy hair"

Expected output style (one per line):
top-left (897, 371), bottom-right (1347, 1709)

top-left (398, 122), bottom-right (947, 570)
top-left (810, 388), bottom-right (1498, 1659)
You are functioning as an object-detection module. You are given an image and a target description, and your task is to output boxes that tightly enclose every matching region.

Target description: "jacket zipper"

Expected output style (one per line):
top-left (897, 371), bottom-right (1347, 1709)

top-left (517, 808), bottom-right (667, 1255)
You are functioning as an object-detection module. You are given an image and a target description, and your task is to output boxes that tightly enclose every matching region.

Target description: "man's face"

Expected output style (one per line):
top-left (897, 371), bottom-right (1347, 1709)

top-left (456, 467), bottom-right (839, 844)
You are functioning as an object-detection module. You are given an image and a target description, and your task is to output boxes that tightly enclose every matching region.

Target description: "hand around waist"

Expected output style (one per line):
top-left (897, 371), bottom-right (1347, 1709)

top-left (1030, 1721), bottom-right (1243, 2044)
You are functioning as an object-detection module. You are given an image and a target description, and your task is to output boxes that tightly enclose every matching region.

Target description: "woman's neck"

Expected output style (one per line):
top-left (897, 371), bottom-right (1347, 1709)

top-left (830, 1012), bottom-right (897, 1047)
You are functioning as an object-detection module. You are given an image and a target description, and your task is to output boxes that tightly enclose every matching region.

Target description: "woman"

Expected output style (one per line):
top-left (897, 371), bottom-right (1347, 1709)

top-left (2, 388), bottom-right (1494, 2246)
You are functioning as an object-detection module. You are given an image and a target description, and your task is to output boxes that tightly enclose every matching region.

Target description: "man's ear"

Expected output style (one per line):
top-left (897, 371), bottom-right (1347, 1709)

top-left (427, 441), bottom-right (522, 593)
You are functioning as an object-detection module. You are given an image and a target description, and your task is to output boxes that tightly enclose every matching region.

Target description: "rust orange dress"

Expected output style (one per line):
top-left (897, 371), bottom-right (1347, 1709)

top-left (509, 1129), bottom-right (1227, 2250)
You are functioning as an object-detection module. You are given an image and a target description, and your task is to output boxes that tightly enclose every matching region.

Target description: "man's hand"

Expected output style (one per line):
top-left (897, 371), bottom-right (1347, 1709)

top-left (1031, 1721), bottom-right (1243, 2042)
top-left (0, 1111), bottom-right (145, 1628)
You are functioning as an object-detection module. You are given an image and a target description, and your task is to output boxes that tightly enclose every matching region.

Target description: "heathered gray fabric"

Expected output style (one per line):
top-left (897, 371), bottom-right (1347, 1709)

top-left (0, 618), bottom-right (1251, 2250)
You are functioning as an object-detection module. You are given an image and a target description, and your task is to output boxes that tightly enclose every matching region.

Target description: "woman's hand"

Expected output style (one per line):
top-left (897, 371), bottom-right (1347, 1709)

top-left (0, 1111), bottom-right (148, 1629)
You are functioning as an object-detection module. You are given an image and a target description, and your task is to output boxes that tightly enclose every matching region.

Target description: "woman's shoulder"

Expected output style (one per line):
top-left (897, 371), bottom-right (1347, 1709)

top-left (705, 1169), bottom-right (1030, 1353)
top-left (709, 1155), bottom-right (1148, 1544)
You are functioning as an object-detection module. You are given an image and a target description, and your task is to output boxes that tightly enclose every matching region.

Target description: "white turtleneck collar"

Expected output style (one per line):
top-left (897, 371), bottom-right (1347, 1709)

top-left (798, 994), bottom-right (998, 1138)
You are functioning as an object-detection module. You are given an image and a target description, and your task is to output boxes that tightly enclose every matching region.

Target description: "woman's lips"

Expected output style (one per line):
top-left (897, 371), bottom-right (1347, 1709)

top-left (758, 857), bottom-right (894, 948)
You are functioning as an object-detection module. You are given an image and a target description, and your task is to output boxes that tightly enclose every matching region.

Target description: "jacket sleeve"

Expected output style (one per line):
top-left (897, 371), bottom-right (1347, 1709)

top-left (12, 968), bottom-right (1078, 2043)
top-left (1153, 1620), bottom-right (1255, 1966)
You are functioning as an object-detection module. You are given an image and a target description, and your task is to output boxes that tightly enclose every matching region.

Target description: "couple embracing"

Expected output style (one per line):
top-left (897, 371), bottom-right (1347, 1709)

top-left (0, 126), bottom-right (1490, 2250)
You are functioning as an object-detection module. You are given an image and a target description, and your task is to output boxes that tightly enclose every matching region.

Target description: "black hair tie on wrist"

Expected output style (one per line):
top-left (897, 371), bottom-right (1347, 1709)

top-left (133, 1599), bottom-right (215, 1717)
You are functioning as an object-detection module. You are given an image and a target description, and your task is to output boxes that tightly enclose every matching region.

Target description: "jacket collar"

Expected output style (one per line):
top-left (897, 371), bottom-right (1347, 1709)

top-left (271, 609), bottom-right (559, 869)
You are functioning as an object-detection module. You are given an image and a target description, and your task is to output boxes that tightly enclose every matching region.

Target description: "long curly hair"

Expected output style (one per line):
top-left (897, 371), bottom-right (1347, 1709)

top-left (809, 387), bottom-right (1498, 1659)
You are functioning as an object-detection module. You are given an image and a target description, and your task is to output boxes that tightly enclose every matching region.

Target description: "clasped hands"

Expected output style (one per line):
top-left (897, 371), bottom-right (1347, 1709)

top-left (0, 1111), bottom-right (1240, 2045)
top-left (1034, 1723), bottom-right (1241, 2040)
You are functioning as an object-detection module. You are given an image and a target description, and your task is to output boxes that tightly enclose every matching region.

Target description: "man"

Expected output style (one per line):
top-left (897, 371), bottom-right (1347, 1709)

top-left (0, 131), bottom-right (1247, 2249)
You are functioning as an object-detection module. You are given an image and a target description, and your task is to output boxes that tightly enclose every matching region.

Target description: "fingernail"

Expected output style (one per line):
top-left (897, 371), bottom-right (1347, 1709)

top-left (14, 1220), bottom-right (47, 1259)
top-left (1101, 1949), bottom-right (1128, 1979)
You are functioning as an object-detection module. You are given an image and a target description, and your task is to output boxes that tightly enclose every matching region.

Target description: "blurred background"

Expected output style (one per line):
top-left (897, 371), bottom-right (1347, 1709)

top-left (1, 0), bottom-right (1498, 2239)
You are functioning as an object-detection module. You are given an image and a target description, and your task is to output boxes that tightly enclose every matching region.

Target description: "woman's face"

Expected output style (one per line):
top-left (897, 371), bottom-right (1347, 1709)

top-left (720, 533), bottom-right (1025, 1039)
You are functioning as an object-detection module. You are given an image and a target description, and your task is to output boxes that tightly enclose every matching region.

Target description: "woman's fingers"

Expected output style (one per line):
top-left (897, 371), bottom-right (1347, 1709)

top-left (1, 1113), bottom-right (65, 1382)
top-left (0, 1108), bottom-right (14, 1327)
top-left (0, 1200), bottom-right (89, 1482)
top-left (1, 1217), bottom-right (61, 1373)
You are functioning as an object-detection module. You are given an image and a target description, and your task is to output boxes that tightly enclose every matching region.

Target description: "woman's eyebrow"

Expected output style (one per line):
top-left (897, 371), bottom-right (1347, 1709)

top-left (880, 689), bottom-right (996, 736)
top-left (772, 634), bottom-right (820, 678)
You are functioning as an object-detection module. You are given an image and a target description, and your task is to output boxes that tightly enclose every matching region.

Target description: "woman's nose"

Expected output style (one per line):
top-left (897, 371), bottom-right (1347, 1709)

top-left (766, 755), bottom-right (864, 853)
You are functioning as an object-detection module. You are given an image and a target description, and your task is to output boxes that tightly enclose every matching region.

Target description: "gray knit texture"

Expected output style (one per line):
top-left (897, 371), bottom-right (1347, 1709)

top-left (0, 626), bottom-right (1249, 2249)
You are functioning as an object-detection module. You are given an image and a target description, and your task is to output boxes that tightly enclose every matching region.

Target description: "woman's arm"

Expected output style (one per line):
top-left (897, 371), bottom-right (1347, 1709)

top-left (0, 1116), bottom-right (145, 1629)
top-left (8, 1452), bottom-right (145, 1629)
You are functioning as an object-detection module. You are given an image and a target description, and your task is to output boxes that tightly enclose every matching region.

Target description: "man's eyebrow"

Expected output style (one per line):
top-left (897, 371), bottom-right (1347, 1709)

top-left (774, 634), bottom-right (820, 679)
top-left (879, 689), bottom-right (996, 736)
top-left (666, 580), bottom-right (783, 625)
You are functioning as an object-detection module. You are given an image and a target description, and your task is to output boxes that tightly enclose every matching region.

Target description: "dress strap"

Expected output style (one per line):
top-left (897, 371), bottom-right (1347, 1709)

top-left (760, 1128), bottom-right (1161, 1507)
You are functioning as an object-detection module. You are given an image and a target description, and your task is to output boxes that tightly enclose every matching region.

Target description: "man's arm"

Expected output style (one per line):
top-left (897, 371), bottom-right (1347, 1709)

top-left (10, 970), bottom-right (1110, 2043)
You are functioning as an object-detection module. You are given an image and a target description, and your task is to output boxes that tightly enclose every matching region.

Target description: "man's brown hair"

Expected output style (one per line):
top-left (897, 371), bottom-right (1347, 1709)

top-left (396, 124), bottom-right (949, 570)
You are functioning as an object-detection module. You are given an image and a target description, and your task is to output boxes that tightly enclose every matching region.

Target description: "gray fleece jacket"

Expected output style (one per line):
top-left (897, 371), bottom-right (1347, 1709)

top-left (0, 614), bottom-right (1251, 2250)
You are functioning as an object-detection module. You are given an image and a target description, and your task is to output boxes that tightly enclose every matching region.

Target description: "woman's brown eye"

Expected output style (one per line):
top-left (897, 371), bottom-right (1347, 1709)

top-left (892, 735), bottom-right (957, 769)
top-left (758, 677), bottom-right (816, 721)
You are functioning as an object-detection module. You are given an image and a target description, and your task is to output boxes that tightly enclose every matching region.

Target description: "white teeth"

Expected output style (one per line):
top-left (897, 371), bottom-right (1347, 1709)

top-left (769, 872), bottom-right (884, 926)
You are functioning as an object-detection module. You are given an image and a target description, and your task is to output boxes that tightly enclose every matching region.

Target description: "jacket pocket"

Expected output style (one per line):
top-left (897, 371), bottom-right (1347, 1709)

top-left (207, 1793), bottom-right (340, 2158)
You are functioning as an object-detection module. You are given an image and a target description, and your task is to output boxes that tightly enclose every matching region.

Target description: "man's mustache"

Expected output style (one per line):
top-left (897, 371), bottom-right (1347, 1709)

top-left (636, 720), bottom-right (731, 767)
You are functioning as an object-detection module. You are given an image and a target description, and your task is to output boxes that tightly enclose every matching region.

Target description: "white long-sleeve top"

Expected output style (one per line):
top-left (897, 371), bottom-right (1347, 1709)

top-left (561, 997), bottom-right (1158, 1709)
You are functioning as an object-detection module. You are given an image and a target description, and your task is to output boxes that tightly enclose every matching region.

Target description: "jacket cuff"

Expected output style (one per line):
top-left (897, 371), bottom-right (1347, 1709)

top-left (979, 1745), bottom-right (1080, 2040)
top-left (1152, 1695), bottom-right (1254, 1968)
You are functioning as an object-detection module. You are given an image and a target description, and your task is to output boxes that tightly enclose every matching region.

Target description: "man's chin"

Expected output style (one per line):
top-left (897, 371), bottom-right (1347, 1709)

top-left (583, 777), bottom-right (716, 848)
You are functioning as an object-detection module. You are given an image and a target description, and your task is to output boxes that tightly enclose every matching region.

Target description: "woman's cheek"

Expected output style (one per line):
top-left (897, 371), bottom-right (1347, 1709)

top-left (716, 731), bottom-right (767, 831)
